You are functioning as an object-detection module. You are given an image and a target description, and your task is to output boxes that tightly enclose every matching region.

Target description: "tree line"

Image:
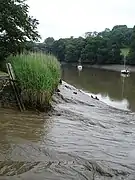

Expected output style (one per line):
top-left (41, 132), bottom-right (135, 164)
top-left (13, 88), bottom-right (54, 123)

top-left (26, 25), bottom-right (135, 65)
top-left (1, 0), bottom-right (135, 68)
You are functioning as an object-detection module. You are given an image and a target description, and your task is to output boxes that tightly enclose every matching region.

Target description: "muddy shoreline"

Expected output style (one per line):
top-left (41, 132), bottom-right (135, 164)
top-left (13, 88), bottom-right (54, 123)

top-left (0, 79), bottom-right (109, 111)
top-left (0, 79), bottom-right (122, 112)
top-left (0, 81), bottom-right (135, 179)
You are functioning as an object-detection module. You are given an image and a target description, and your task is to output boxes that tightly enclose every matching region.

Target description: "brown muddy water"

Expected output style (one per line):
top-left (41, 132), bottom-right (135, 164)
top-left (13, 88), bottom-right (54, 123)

top-left (0, 69), bottom-right (135, 179)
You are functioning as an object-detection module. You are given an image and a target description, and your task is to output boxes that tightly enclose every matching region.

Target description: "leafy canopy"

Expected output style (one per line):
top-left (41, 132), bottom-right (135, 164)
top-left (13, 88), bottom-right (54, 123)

top-left (0, 0), bottom-right (40, 61)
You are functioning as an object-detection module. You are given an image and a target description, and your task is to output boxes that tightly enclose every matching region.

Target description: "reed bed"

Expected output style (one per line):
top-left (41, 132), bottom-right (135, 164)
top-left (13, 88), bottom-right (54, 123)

top-left (8, 53), bottom-right (61, 111)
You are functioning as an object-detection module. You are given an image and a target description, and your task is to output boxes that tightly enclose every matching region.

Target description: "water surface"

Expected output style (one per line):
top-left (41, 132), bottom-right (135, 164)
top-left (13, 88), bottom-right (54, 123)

top-left (0, 70), bottom-right (135, 180)
top-left (62, 65), bottom-right (135, 112)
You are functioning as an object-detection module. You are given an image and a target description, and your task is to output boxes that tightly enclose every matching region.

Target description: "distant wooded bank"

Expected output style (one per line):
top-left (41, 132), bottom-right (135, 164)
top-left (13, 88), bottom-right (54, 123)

top-left (25, 25), bottom-right (135, 66)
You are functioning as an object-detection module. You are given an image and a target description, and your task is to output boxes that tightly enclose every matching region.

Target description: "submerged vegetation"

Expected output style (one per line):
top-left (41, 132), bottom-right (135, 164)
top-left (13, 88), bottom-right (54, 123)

top-left (8, 53), bottom-right (61, 110)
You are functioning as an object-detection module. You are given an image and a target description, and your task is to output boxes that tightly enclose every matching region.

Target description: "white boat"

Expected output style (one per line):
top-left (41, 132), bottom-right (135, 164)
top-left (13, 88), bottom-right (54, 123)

top-left (77, 65), bottom-right (82, 71)
top-left (121, 69), bottom-right (130, 75)
top-left (121, 56), bottom-right (130, 75)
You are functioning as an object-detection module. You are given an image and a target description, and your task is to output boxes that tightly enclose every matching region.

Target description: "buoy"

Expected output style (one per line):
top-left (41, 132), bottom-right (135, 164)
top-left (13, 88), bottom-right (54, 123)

top-left (77, 65), bottom-right (82, 71)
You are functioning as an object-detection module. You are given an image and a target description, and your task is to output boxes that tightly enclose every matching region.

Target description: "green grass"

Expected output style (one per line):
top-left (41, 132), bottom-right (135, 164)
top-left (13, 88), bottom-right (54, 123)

top-left (120, 48), bottom-right (130, 57)
top-left (7, 53), bottom-right (61, 110)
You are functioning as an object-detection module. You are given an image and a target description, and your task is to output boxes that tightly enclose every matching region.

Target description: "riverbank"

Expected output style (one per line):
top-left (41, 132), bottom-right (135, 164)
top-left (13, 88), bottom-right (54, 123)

top-left (90, 64), bottom-right (135, 72)
top-left (0, 73), bottom-right (17, 109)
top-left (0, 81), bottom-right (135, 179)
top-left (52, 81), bottom-right (133, 114)
top-left (61, 62), bottom-right (135, 72)
top-left (0, 53), bottom-right (61, 111)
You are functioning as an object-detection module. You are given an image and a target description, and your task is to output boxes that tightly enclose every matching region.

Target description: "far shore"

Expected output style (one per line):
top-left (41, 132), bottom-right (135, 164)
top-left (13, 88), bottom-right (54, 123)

top-left (61, 62), bottom-right (135, 72)
top-left (88, 64), bottom-right (135, 72)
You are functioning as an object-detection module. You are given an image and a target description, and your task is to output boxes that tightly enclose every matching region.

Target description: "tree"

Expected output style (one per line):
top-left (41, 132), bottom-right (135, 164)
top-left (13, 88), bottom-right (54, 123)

top-left (65, 37), bottom-right (85, 63)
top-left (98, 28), bottom-right (111, 39)
top-left (52, 39), bottom-right (66, 61)
top-left (0, 0), bottom-right (40, 62)
top-left (31, 25), bottom-right (132, 66)
top-left (110, 25), bottom-right (132, 48)
top-left (44, 37), bottom-right (55, 53)
top-left (128, 26), bottom-right (135, 65)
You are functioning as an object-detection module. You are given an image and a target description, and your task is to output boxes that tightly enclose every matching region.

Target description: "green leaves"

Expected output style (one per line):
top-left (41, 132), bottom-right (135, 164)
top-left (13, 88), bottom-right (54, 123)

top-left (0, 0), bottom-right (40, 64)
top-left (127, 26), bottom-right (135, 65)
top-left (23, 25), bottom-right (134, 66)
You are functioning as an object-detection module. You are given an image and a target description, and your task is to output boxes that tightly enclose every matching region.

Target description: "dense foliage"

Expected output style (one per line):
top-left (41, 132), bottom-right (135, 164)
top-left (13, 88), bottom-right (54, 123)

top-left (28, 25), bottom-right (135, 65)
top-left (8, 53), bottom-right (61, 110)
top-left (0, 0), bottom-right (40, 64)
top-left (127, 26), bottom-right (135, 65)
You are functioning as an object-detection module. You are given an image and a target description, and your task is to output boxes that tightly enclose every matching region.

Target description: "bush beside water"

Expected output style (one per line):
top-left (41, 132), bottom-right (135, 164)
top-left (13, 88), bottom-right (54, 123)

top-left (8, 53), bottom-right (61, 111)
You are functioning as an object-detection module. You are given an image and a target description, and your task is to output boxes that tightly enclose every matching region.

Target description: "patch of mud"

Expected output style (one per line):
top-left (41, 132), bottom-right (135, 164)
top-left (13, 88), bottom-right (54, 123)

top-left (0, 84), bottom-right (17, 109)
top-left (0, 82), bottom-right (135, 180)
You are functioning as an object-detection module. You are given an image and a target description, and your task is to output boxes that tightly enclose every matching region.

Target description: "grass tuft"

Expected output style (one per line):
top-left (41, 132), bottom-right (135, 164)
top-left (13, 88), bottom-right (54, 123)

top-left (7, 53), bottom-right (61, 111)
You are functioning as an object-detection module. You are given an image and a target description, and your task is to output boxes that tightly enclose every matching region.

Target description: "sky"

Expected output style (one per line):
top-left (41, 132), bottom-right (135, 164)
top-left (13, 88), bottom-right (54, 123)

top-left (27, 0), bottom-right (135, 41)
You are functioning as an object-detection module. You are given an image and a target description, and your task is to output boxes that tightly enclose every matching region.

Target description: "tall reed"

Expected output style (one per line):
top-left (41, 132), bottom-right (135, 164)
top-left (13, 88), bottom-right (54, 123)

top-left (7, 53), bottom-right (61, 110)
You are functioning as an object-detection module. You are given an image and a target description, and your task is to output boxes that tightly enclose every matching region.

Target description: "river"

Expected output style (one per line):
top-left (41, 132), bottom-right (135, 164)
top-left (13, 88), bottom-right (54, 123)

top-left (62, 65), bottom-right (135, 112)
top-left (0, 66), bottom-right (135, 180)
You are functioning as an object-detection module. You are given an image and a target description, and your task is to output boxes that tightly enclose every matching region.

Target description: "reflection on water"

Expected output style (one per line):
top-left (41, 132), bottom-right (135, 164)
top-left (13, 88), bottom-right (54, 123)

top-left (62, 65), bottom-right (135, 112)
top-left (85, 92), bottom-right (129, 111)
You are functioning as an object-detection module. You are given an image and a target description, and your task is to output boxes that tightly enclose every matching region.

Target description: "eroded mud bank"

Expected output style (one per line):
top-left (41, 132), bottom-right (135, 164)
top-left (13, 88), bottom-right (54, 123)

top-left (0, 82), bottom-right (135, 180)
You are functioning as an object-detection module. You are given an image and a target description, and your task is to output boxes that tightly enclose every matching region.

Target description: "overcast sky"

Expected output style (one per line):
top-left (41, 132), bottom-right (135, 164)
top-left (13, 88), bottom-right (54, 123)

top-left (27, 0), bottom-right (134, 41)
